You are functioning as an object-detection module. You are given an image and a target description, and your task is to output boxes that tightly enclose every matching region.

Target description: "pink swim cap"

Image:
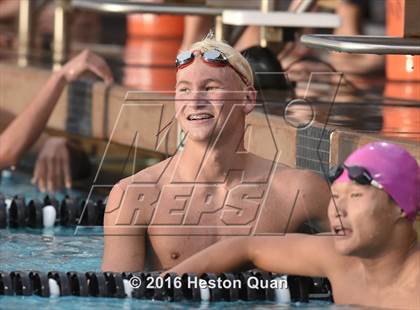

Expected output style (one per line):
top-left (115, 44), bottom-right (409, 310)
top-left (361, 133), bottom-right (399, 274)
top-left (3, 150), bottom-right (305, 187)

top-left (335, 142), bottom-right (420, 220)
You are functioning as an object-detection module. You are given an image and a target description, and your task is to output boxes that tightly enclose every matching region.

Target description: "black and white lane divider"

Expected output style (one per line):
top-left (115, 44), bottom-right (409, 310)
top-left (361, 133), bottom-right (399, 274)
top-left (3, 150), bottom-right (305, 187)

top-left (0, 270), bottom-right (333, 303)
top-left (0, 194), bottom-right (105, 229)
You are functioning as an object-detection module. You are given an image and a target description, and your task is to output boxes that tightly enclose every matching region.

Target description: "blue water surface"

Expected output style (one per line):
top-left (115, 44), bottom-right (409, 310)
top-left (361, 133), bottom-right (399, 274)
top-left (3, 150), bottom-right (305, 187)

top-left (0, 296), bottom-right (348, 310)
top-left (0, 169), bottom-right (94, 204)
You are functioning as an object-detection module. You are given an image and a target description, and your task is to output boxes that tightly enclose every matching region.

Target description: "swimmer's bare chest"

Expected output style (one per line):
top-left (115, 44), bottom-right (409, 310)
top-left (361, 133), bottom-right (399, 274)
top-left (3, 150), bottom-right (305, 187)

top-left (142, 181), bottom-right (302, 270)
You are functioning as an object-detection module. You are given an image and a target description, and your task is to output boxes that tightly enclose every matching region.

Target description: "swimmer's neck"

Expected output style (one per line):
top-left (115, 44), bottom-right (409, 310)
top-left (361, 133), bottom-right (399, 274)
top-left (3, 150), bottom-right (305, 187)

top-left (359, 231), bottom-right (417, 287)
top-left (175, 131), bottom-right (248, 181)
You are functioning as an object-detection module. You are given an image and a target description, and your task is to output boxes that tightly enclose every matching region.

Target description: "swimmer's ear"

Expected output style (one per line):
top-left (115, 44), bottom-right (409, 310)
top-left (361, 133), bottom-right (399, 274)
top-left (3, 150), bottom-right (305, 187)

top-left (243, 86), bottom-right (257, 114)
top-left (389, 198), bottom-right (407, 222)
top-left (394, 209), bottom-right (408, 224)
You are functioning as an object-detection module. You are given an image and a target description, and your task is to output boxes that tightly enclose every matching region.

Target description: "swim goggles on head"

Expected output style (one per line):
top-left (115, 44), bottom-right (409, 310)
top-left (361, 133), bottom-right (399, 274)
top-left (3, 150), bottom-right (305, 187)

top-left (175, 49), bottom-right (250, 86)
top-left (328, 164), bottom-right (383, 189)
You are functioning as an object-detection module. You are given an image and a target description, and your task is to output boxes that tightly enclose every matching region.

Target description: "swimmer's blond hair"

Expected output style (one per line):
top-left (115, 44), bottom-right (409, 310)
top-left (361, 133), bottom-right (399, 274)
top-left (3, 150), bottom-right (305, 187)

top-left (189, 34), bottom-right (254, 87)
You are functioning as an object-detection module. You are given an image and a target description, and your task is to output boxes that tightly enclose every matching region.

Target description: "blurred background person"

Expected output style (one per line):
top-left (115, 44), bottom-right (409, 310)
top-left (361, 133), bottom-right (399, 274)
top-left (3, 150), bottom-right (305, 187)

top-left (0, 50), bottom-right (113, 192)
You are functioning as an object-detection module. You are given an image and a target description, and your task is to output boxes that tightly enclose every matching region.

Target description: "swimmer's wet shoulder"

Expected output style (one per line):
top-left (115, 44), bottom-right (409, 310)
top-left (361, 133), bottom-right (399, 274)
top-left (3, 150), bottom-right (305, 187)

top-left (256, 165), bottom-right (331, 233)
top-left (103, 157), bottom-right (173, 224)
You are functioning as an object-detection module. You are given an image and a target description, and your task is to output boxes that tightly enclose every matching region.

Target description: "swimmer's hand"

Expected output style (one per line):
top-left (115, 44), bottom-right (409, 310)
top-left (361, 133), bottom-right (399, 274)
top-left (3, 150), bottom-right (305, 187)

top-left (59, 49), bottom-right (114, 85)
top-left (32, 137), bottom-right (72, 192)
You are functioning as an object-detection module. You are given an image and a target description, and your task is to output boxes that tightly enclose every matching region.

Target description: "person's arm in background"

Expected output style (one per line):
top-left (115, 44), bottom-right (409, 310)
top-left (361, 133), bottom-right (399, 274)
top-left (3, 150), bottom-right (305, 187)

top-left (0, 0), bottom-right (19, 19)
top-left (0, 50), bottom-right (113, 171)
top-left (31, 136), bottom-right (87, 192)
top-left (167, 234), bottom-right (339, 277)
top-left (102, 182), bottom-right (147, 272)
top-left (179, 15), bottom-right (213, 51)
top-left (0, 109), bottom-right (82, 192)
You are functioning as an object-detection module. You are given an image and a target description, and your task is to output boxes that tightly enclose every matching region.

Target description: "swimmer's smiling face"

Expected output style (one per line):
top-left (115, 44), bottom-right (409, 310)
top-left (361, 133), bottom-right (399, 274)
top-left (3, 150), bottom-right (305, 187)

top-left (328, 181), bottom-right (401, 257)
top-left (175, 58), bottom-right (255, 142)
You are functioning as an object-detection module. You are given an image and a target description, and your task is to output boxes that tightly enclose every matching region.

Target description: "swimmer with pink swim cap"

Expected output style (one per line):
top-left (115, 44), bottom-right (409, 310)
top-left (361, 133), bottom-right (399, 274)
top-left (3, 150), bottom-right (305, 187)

top-left (329, 141), bottom-right (420, 220)
top-left (167, 141), bottom-right (420, 309)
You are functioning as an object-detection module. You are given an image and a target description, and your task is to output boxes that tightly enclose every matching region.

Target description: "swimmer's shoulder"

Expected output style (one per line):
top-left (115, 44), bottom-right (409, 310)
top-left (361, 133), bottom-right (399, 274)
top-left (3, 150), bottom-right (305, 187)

top-left (105, 157), bottom-right (174, 213)
top-left (249, 153), bottom-right (329, 194)
top-left (271, 163), bottom-right (329, 193)
top-left (270, 164), bottom-right (330, 227)
top-left (247, 153), bottom-right (289, 180)
top-left (249, 152), bottom-right (324, 181)
top-left (115, 157), bottom-right (174, 190)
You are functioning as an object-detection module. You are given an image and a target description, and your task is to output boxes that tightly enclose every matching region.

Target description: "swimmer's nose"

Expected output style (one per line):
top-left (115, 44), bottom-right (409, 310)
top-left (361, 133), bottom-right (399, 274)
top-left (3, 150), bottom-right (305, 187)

top-left (334, 205), bottom-right (347, 218)
top-left (189, 92), bottom-right (211, 109)
top-left (329, 200), bottom-right (347, 218)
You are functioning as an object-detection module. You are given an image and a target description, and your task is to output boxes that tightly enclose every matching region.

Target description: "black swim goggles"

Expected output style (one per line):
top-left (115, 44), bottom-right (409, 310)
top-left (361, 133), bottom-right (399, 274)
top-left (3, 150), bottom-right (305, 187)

top-left (328, 164), bottom-right (383, 189)
top-left (175, 49), bottom-right (250, 86)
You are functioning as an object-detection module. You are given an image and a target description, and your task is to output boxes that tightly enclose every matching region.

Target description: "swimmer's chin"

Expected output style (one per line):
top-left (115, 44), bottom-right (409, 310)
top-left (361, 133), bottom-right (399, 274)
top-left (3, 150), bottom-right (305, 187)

top-left (184, 130), bottom-right (217, 142)
top-left (334, 240), bottom-right (367, 257)
top-left (187, 136), bottom-right (213, 143)
top-left (333, 231), bottom-right (359, 255)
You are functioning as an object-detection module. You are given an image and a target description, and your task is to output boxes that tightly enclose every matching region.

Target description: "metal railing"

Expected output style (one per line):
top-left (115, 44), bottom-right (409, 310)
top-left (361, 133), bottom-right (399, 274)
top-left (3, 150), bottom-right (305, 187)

top-left (17, 0), bottom-right (225, 69)
top-left (301, 35), bottom-right (420, 55)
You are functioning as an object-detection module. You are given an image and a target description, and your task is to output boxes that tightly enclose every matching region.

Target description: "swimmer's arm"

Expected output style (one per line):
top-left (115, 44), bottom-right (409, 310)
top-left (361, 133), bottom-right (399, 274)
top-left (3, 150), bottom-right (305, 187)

top-left (102, 183), bottom-right (146, 272)
top-left (0, 50), bottom-right (112, 169)
top-left (179, 16), bottom-right (213, 51)
top-left (168, 234), bottom-right (338, 277)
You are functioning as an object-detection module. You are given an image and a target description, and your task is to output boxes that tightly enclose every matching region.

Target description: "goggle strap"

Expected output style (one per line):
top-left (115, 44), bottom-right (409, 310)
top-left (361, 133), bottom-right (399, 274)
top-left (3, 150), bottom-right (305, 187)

top-left (370, 180), bottom-right (383, 189)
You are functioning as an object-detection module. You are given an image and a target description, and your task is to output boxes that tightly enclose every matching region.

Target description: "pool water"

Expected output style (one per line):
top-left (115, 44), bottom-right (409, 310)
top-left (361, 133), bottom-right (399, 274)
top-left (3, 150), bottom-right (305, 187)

top-left (0, 296), bottom-right (345, 310)
top-left (0, 169), bottom-right (92, 204)
top-left (0, 228), bottom-right (103, 272)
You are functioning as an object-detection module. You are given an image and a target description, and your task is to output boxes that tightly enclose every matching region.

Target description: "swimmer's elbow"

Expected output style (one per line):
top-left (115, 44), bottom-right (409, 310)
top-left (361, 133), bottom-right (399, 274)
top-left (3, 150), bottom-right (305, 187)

top-left (246, 238), bottom-right (262, 267)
